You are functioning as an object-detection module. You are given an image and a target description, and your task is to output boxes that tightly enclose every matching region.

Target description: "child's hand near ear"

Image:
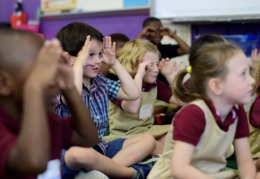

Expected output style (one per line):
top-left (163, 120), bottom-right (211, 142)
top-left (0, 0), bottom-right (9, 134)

top-left (160, 27), bottom-right (175, 38)
top-left (159, 58), bottom-right (176, 86)
top-left (101, 36), bottom-right (117, 66)
top-left (159, 58), bottom-right (173, 76)
top-left (75, 35), bottom-right (92, 67)
top-left (137, 26), bottom-right (156, 39)
top-left (136, 61), bottom-right (150, 77)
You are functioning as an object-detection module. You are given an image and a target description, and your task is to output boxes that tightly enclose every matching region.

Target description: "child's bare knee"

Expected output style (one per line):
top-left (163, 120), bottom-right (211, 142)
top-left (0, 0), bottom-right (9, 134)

top-left (67, 147), bottom-right (97, 166)
top-left (140, 133), bottom-right (157, 148)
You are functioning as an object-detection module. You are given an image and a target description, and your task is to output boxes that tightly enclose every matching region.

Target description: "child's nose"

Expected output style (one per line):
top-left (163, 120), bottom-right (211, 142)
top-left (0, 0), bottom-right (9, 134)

top-left (94, 56), bottom-right (102, 64)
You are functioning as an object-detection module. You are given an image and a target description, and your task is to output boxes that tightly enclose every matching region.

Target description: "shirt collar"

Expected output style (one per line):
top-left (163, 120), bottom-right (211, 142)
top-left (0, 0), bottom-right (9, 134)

top-left (203, 99), bottom-right (238, 128)
top-left (83, 73), bottom-right (106, 93)
top-left (142, 81), bottom-right (157, 92)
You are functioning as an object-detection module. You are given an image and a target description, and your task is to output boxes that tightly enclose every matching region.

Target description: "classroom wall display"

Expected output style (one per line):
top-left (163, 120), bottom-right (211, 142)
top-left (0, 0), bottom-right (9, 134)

top-left (151, 0), bottom-right (260, 22)
top-left (41, 0), bottom-right (77, 12)
top-left (160, 19), bottom-right (191, 76)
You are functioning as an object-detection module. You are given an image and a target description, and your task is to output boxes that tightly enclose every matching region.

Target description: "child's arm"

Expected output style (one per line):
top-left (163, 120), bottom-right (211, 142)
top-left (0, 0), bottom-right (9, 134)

top-left (234, 137), bottom-right (256, 179)
top-left (171, 141), bottom-right (213, 179)
top-left (161, 27), bottom-right (190, 55)
top-left (7, 40), bottom-right (61, 174)
top-left (120, 61), bottom-right (150, 114)
top-left (248, 48), bottom-right (259, 79)
top-left (60, 36), bottom-right (91, 104)
top-left (57, 55), bottom-right (98, 147)
top-left (102, 36), bottom-right (140, 100)
top-left (159, 58), bottom-right (185, 106)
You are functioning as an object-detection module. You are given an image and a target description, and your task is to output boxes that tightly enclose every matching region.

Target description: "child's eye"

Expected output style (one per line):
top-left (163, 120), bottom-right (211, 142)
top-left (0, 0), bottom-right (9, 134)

top-left (99, 52), bottom-right (103, 57)
top-left (241, 71), bottom-right (246, 76)
top-left (89, 53), bottom-right (94, 57)
top-left (156, 63), bottom-right (160, 66)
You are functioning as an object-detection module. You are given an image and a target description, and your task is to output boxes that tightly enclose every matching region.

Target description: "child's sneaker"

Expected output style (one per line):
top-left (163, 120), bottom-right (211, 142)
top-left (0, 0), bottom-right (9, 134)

top-left (75, 170), bottom-right (109, 179)
top-left (130, 162), bottom-right (156, 179)
top-left (138, 154), bottom-right (162, 165)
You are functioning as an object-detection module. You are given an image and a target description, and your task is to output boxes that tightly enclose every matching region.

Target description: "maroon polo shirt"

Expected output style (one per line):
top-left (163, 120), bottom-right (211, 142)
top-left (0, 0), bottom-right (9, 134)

top-left (250, 95), bottom-right (260, 128)
top-left (111, 79), bottom-right (172, 108)
top-left (173, 99), bottom-right (249, 146)
top-left (0, 107), bottom-right (73, 179)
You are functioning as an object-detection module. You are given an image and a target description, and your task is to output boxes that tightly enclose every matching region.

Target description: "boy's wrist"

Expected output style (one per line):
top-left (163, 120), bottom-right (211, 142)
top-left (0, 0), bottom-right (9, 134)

top-left (110, 59), bottom-right (119, 69)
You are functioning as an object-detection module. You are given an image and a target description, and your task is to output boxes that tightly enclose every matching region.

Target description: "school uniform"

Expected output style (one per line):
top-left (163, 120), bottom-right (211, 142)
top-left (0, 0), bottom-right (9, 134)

top-left (148, 99), bottom-right (249, 179)
top-left (247, 95), bottom-right (260, 159)
top-left (103, 79), bottom-right (172, 142)
top-left (55, 73), bottom-right (126, 179)
top-left (0, 107), bottom-right (74, 179)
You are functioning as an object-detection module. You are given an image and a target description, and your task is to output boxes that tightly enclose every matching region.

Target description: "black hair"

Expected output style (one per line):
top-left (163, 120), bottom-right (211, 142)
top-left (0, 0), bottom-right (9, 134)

top-left (142, 17), bottom-right (161, 28)
top-left (0, 29), bottom-right (43, 70)
top-left (189, 34), bottom-right (225, 65)
top-left (56, 22), bottom-right (104, 56)
top-left (109, 33), bottom-right (130, 43)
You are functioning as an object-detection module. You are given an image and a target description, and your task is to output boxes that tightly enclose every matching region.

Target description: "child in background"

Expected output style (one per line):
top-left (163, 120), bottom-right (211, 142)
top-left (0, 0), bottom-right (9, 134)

top-left (148, 43), bottom-right (256, 179)
top-left (137, 17), bottom-right (190, 86)
top-left (99, 33), bottom-right (130, 81)
top-left (55, 22), bottom-right (157, 179)
top-left (137, 17), bottom-right (190, 120)
top-left (0, 29), bottom-right (98, 179)
top-left (104, 39), bottom-right (184, 155)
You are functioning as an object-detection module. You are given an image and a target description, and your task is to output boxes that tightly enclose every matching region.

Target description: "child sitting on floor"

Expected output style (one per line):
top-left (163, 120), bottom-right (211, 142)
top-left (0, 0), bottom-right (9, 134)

top-left (55, 22), bottom-right (157, 179)
top-left (0, 29), bottom-right (98, 179)
top-left (103, 39), bottom-right (184, 155)
top-left (148, 42), bottom-right (256, 179)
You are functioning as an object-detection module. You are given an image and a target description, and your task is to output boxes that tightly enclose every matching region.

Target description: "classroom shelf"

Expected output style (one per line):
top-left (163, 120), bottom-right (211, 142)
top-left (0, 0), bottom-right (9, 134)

top-left (41, 6), bottom-right (150, 20)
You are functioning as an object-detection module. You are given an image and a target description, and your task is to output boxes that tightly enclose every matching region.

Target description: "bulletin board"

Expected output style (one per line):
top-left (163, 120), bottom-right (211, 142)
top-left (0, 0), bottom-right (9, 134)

top-left (41, 0), bottom-right (77, 12)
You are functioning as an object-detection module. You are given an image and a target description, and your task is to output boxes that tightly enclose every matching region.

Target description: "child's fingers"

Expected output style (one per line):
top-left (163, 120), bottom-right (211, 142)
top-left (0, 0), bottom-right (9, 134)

top-left (112, 42), bottom-right (116, 53)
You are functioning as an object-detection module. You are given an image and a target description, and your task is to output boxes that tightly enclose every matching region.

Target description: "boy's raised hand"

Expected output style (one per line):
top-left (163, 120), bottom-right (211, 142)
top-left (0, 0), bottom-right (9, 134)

top-left (101, 36), bottom-right (117, 66)
top-left (160, 27), bottom-right (174, 37)
top-left (76, 35), bottom-right (92, 67)
top-left (159, 58), bottom-right (173, 76)
top-left (137, 26), bottom-right (156, 39)
top-left (25, 39), bottom-right (62, 90)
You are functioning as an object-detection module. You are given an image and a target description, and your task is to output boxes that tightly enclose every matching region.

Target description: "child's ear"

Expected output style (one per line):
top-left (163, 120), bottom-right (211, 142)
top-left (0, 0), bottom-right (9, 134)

top-left (208, 78), bottom-right (223, 96)
top-left (63, 52), bottom-right (74, 66)
top-left (0, 72), bottom-right (12, 96)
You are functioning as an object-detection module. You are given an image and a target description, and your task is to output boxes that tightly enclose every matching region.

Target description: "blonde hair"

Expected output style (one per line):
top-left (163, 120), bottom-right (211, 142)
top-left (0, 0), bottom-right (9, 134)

top-left (173, 43), bottom-right (243, 103)
top-left (110, 39), bottom-right (160, 77)
top-left (254, 55), bottom-right (260, 95)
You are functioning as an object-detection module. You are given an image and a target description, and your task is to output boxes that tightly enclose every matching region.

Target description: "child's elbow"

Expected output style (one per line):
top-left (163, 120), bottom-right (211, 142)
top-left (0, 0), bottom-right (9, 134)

top-left (26, 157), bottom-right (48, 174)
top-left (171, 163), bottom-right (182, 178)
top-left (126, 107), bottom-right (138, 114)
top-left (129, 90), bottom-right (140, 101)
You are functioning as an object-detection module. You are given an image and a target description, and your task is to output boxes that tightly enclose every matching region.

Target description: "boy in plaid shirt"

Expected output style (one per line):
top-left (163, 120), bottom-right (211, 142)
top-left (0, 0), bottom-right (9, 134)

top-left (55, 22), bottom-right (157, 179)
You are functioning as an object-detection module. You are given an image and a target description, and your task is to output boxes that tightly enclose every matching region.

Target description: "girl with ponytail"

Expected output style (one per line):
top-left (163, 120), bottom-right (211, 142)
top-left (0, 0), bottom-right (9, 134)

top-left (148, 42), bottom-right (256, 179)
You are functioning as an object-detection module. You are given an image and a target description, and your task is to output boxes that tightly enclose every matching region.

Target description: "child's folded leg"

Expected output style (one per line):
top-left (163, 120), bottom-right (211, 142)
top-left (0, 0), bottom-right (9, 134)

top-left (112, 133), bottom-right (156, 167)
top-left (63, 146), bottom-right (135, 179)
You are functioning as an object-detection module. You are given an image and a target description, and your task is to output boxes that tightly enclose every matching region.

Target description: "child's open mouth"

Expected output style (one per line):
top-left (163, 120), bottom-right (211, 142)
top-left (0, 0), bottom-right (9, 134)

top-left (92, 68), bottom-right (99, 72)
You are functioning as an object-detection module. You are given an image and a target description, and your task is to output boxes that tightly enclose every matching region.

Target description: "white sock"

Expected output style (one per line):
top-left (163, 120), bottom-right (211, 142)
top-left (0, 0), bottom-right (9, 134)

top-left (131, 168), bottom-right (139, 179)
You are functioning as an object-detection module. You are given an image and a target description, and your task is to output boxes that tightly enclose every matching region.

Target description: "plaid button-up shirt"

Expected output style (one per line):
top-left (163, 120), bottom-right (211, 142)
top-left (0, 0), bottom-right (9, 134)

top-left (54, 73), bottom-right (121, 154)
